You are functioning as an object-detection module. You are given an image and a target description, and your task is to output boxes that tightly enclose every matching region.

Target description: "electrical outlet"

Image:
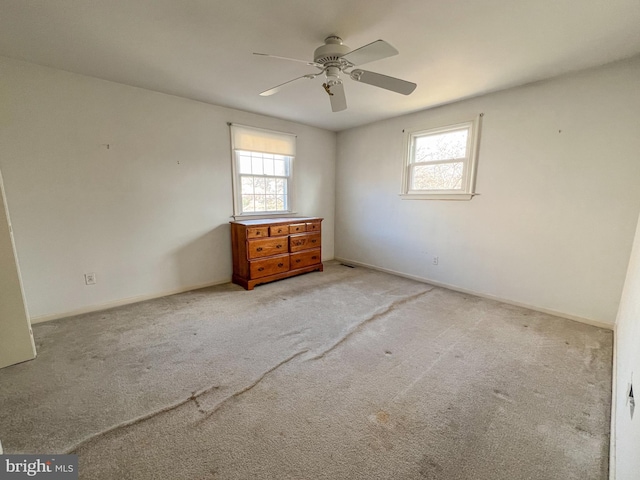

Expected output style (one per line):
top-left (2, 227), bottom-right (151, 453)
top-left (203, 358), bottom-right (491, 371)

top-left (433, 256), bottom-right (439, 265)
top-left (84, 273), bottom-right (96, 285)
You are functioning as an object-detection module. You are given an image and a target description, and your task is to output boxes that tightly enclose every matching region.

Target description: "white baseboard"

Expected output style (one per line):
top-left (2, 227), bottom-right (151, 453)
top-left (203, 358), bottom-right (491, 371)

top-left (334, 257), bottom-right (614, 330)
top-left (29, 279), bottom-right (231, 324)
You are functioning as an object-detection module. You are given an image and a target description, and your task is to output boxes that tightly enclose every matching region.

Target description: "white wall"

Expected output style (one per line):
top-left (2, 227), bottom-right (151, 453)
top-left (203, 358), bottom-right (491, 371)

top-left (613, 209), bottom-right (640, 479)
top-left (335, 56), bottom-right (640, 325)
top-left (0, 57), bottom-right (336, 321)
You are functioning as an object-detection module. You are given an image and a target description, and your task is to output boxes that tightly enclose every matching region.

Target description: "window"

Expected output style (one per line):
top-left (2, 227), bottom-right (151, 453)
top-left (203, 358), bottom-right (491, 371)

top-left (401, 115), bottom-right (482, 200)
top-left (230, 124), bottom-right (295, 216)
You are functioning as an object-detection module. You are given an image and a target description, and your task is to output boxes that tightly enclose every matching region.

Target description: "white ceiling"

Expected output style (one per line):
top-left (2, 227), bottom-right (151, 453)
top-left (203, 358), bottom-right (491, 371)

top-left (2, 0), bottom-right (640, 131)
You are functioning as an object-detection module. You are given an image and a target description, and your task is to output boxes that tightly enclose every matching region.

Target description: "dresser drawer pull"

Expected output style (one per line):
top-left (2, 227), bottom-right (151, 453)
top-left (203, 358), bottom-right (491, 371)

top-left (312, 256), bottom-right (318, 260)
top-left (295, 259), bottom-right (301, 263)
top-left (258, 267), bottom-right (264, 272)
top-left (311, 239), bottom-right (317, 243)
top-left (256, 247), bottom-right (263, 252)
top-left (277, 263), bottom-right (284, 267)
top-left (276, 229), bottom-right (283, 233)
top-left (276, 244), bottom-right (282, 249)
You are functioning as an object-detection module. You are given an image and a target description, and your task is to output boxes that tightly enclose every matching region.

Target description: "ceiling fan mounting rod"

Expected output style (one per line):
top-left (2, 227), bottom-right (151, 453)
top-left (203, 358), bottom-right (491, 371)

top-left (324, 35), bottom-right (342, 44)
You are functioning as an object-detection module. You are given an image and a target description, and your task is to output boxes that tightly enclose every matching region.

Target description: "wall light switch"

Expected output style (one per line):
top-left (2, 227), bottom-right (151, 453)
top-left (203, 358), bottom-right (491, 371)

top-left (84, 273), bottom-right (96, 285)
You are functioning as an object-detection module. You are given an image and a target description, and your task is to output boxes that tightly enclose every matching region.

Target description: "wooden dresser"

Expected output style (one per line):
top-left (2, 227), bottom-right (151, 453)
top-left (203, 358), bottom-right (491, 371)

top-left (230, 217), bottom-right (323, 290)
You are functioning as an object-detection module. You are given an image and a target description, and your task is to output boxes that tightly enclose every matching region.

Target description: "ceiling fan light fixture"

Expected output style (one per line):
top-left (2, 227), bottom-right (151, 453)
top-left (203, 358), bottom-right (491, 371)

top-left (325, 66), bottom-right (341, 80)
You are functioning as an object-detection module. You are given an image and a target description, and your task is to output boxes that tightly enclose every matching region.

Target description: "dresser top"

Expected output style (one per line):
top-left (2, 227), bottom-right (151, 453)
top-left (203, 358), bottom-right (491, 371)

top-left (230, 216), bottom-right (323, 227)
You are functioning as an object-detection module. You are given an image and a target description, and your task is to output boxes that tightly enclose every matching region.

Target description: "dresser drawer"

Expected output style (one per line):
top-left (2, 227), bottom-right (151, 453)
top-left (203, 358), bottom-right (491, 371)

top-left (247, 227), bottom-right (269, 239)
top-left (289, 233), bottom-right (321, 252)
top-left (248, 237), bottom-right (288, 259)
top-left (290, 248), bottom-right (321, 269)
top-left (289, 223), bottom-right (307, 234)
top-left (306, 221), bottom-right (321, 232)
top-left (250, 255), bottom-right (290, 279)
top-left (269, 225), bottom-right (288, 237)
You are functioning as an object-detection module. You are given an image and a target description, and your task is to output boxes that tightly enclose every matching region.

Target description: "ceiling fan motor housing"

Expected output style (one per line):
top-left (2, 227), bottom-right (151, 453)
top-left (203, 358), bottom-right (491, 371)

top-left (313, 36), bottom-right (351, 65)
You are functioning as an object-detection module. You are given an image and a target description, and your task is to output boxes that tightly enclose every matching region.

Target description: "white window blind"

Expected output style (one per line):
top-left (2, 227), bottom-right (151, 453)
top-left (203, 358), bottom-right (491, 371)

top-left (230, 124), bottom-right (296, 156)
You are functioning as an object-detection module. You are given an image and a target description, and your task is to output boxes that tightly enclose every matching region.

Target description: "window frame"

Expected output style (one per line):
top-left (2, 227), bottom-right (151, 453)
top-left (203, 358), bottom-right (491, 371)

top-left (229, 124), bottom-right (296, 217)
top-left (233, 150), bottom-right (293, 216)
top-left (400, 115), bottom-right (482, 201)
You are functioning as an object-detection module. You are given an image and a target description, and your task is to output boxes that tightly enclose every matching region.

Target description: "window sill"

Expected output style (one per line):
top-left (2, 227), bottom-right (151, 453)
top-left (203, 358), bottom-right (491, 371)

top-left (399, 193), bottom-right (477, 201)
top-left (231, 211), bottom-right (297, 220)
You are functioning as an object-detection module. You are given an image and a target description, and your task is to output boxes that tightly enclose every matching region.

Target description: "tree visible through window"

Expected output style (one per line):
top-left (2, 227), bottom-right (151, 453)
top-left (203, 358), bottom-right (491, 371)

top-left (237, 150), bottom-right (290, 213)
top-left (402, 117), bottom-right (481, 199)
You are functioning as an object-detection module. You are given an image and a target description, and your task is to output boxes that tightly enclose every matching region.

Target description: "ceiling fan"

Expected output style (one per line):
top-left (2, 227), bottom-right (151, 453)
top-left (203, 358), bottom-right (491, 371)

top-left (254, 35), bottom-right (417, 112)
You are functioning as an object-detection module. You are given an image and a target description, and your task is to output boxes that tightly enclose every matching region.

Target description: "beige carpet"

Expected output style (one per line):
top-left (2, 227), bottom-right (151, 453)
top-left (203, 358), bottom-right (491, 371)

top-left (0, 261), bottom-right (612, 479)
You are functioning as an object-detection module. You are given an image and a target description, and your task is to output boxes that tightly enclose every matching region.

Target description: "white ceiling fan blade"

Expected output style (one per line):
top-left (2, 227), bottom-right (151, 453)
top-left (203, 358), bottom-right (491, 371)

top-left (341, 40), bottom-right (398, 66)
top-left (260, 75), bottom-right (315, 96)
top-left (328, 82), bottom-right (347, 112)
top-left (350, 69), bottom-right (417, 95)
top-left (253, 53), bottom-right (322, 68)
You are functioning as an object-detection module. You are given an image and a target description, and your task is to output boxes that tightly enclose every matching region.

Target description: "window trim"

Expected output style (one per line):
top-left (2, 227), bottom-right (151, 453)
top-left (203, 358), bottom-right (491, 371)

top-left (400, 115), bottom-right (482, 200)
top-left (229, 124), bottom-right (296, 217)
top-left (232, 150), bottom-right (294, 217)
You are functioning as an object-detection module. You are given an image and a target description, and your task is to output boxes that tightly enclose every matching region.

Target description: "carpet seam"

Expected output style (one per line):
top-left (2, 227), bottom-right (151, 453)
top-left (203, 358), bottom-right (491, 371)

top-left (64, 349), bottom-right (308, 454)
top-left (307, 287), bottom-right (435, 362)
top-left (193, 349), bottom-right (309, 424)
